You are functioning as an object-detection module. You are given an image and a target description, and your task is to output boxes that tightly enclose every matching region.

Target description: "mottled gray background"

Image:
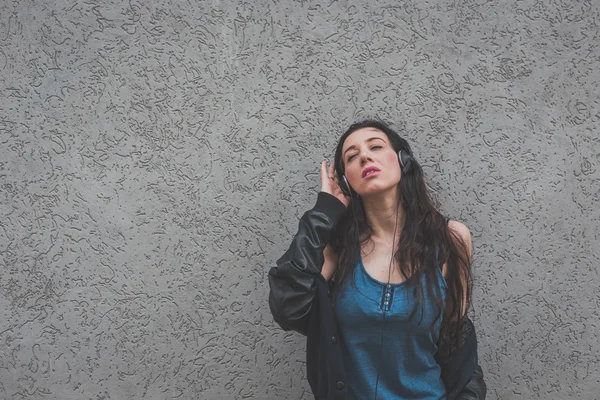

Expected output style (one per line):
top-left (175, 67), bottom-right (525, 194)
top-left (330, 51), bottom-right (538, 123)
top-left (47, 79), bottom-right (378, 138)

top-left (0, 0), bottom-right (598, 399)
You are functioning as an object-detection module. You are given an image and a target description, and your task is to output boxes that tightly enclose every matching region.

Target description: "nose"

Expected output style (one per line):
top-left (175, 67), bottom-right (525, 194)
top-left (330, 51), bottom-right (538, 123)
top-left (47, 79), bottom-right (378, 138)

top-left (359, 151), bottom-right (373, 166)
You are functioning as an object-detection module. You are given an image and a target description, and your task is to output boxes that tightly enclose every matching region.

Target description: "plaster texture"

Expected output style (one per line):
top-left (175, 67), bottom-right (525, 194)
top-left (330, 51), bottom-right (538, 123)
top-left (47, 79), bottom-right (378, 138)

top-left (1, 0), bottom-right (599, 399)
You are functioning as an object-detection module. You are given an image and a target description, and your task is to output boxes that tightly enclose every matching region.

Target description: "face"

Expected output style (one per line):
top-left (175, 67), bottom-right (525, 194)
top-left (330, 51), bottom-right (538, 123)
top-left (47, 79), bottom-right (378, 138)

top-left (341, 128), bottom-right (401, 197)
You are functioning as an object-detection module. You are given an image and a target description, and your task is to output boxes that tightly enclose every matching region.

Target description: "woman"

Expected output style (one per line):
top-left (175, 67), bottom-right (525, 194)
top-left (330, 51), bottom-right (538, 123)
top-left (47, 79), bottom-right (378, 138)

top-left (269, 120), bottom-right (486, 399)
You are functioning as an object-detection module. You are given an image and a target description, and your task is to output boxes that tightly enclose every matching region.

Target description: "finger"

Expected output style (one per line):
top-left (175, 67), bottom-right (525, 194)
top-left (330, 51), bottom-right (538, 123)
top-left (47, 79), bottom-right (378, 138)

top-left (320, 160), bottom-right (327, 182)
top-left (329, 162), bottom-right (336, 181)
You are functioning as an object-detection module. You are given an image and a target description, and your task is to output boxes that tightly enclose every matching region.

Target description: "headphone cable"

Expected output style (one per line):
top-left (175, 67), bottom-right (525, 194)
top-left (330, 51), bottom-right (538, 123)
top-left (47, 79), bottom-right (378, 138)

top-left (373, 199), bottom-right (399, 400)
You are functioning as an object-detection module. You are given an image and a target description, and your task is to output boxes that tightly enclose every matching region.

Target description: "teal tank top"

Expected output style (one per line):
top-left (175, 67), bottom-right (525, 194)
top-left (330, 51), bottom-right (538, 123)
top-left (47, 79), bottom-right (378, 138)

top-left (333, 246), bottom-right (447, 399)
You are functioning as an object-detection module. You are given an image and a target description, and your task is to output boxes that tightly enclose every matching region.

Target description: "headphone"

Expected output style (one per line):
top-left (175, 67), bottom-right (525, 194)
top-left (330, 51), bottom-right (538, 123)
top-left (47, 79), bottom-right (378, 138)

top-left (337, 149), bottom-right (413, 196)
top-left (335, 147), bottom-right (414, 399)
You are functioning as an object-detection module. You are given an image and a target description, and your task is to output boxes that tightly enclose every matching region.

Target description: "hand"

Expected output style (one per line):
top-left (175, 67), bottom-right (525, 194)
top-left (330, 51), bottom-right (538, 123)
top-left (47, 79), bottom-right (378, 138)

top-left (320, 161), bottom-right (351, 208)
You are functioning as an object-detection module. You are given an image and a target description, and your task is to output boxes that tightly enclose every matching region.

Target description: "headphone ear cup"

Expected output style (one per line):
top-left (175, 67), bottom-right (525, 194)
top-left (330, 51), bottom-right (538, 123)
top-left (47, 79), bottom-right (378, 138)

top-left (341, 175), bottom-right (351, 196)
top-left (398, 150), bottom-right (413, 173)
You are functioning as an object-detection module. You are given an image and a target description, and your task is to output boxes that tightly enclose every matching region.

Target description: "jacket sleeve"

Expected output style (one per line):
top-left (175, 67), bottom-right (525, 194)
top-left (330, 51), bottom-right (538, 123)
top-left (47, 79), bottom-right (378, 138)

top-left (440, 315), bottom-right (487, 399)
top-left (436, 315), bottom-right (487, 399)
top-left (268, 192), bottom-right (346, 336)
top-left (455, 364), bottom-right (486, 399)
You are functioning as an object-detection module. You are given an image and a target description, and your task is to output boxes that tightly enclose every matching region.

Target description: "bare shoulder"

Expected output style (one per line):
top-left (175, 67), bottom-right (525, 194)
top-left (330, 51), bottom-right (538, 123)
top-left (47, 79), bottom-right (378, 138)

top-left (446, 219), bottom-right (473, 257)
top-left (442, 219), bottom-right (473, 281)
top-left (447, 220), bottom-right (471, 240)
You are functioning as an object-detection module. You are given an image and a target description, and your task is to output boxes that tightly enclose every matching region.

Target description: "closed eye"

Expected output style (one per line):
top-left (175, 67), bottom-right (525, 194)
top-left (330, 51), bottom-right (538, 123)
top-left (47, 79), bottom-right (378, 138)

top-left (347, 146), bottom-right (382, 162)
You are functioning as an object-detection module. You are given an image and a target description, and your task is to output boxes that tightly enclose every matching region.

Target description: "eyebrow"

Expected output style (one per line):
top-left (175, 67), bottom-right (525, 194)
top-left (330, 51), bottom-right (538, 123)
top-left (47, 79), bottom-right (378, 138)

top-left (343, 137), bottom-right (387, 158)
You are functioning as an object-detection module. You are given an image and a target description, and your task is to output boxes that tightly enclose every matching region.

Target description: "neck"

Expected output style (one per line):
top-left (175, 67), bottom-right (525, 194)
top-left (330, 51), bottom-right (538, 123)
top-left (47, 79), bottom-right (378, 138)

top-left (361, 186), bottom-right (404, 241)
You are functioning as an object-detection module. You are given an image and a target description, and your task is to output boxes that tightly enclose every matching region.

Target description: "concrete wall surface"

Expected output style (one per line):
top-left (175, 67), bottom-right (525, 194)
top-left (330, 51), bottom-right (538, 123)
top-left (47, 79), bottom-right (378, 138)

top-left (1, 0), bottom-right (599, 399)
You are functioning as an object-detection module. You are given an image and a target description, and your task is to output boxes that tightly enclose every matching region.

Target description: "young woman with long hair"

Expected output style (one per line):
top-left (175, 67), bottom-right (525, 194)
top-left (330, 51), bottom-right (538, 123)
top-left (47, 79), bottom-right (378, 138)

top-left (269, 120), bottom-right (486, 399)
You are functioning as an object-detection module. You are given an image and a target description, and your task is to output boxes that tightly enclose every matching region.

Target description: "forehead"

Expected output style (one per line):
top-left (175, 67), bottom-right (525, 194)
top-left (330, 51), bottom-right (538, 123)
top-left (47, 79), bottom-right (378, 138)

top-left (342, 128), bottom-right (388, 150)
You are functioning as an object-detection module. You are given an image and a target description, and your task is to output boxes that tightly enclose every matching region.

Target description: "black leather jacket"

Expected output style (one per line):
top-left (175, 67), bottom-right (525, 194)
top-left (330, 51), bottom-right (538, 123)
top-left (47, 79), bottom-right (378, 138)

top-left (269, 192), bottom-right (486, 399)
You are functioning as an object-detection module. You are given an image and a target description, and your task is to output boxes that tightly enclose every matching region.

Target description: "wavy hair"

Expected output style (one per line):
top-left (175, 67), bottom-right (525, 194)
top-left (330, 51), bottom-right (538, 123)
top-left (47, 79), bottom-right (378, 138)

top-left (329, 119), bottom-right (473, 352)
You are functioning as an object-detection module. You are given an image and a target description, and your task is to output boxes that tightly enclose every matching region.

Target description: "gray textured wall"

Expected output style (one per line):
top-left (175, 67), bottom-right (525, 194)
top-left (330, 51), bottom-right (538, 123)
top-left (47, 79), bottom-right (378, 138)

top-left (1, 0), bottom-right (598, 399)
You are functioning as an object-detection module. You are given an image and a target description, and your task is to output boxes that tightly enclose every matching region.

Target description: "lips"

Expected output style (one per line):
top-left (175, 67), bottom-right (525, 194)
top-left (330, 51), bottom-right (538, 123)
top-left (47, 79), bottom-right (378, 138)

top-left (362, 166), bottom-right (381, 178)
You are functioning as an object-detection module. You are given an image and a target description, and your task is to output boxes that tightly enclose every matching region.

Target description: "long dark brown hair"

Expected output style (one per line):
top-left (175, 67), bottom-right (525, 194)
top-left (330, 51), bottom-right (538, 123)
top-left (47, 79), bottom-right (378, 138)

top-left (329, 119), bottom-right (473, 352)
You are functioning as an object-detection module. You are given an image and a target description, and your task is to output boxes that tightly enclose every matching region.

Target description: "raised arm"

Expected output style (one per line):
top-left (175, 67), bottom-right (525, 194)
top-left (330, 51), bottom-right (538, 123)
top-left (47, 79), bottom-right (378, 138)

top-left (268, 191), bottom-right (346, 335)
